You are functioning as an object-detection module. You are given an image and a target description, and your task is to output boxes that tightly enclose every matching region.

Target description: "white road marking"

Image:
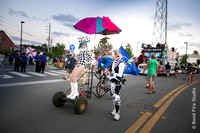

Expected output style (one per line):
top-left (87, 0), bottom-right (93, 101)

top-left (1, 74), bottom-right (13, 78)
top-left (0, 79), bottom-right (64, 88)
top-left (26, 71), bottom-right (46, 76)
top-left (43, 71), bottom-right (60, 76)
top-left (9, 72), bottom-right (32, 77)
top-left (48, 70), bottom-right (65, 74)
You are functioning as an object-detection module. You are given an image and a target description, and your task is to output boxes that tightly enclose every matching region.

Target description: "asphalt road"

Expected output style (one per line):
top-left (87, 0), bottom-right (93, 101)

top-left (0, 63), bottom-right (199, 133)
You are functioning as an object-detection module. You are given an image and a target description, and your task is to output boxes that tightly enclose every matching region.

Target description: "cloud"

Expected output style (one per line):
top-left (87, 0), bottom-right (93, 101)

top-left (9, 9), bottom-right (29, 18)
top-left (178, 33), bottom-right (193, 37)
top-left (52, 13), bottom-right (79, 23)
top-left (168, 22), bottom-right (192, 31)
top-left (52, 13), bottom-right (79, 28)
top-left (52, 31), bottom-right (71, 37)
top-left (8, 9), bottom-right (49, 21)
top-left (188, 42), bottom-right (200, 48)
top-left (11, 36), bottom-right (43, 45)
top-left (63, 23), bottom-right (75, 28)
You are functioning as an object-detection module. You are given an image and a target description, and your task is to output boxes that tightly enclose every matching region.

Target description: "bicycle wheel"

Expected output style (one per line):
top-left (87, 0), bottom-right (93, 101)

top-left (96, 80), bottom-right (109, 98)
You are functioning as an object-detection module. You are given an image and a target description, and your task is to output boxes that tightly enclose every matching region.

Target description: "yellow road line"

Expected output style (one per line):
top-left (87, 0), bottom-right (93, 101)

top-left (154, 80), bottom-right (199, 108)
top-left (125, 112), bottom-right (152, 133)
top-left (139, 81), bottom-right (199, 133)
top-left (153, 84), bottom-right (187, 108)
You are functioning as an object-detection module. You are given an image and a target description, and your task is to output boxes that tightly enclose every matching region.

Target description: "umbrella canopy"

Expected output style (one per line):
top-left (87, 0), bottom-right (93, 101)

top-left (73, 16), bottom-right (121, 35)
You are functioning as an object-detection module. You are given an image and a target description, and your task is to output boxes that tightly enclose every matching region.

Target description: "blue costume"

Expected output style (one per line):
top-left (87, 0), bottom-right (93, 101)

top-left (14, 53), bottom-right (20, 71)
top-left (34, 53), bottom-right (41, 72)
top-left (40, 54), bottom-right (47, 73)
top-left (9, 54), bottom-right (13, 65)
top-left (21, 54), bottom-right (27, 72)
top-left (95, 43), bottom-right (113, 72)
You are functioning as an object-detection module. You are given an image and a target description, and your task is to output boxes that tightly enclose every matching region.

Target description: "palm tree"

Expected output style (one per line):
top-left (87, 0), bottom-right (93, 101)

top-left (192, 50), bottom-right (199, 55)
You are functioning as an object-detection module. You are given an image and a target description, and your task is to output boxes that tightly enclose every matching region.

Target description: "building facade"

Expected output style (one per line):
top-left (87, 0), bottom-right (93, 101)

top-left (0, 30), bottom-right (14, 51)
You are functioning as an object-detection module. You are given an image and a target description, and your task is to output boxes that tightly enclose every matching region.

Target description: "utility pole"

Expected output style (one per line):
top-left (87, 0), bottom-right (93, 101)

top-left (20, 21), bottom-right (25, 54)
top-left (50, 39), bottom-right (53, 52)
top-left (47, 23), bottom-right (51, 52)
top-left (184, 42), bottom-right (188, 55)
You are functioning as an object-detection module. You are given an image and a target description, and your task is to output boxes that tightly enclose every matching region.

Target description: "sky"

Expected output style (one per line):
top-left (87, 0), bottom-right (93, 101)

top-left (0, 0), bottom-right (200, 56)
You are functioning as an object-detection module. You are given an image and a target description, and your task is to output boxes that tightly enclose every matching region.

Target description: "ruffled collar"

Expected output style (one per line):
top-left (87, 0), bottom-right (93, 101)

top-left (79, 48), bottom-right (87, 51)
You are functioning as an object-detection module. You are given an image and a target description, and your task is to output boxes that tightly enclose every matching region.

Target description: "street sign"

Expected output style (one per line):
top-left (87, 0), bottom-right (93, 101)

top-left (70, 44), bottom-right (75, 51)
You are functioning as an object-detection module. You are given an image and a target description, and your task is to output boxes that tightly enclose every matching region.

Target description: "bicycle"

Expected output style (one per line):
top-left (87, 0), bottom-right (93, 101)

top-left (96, 74), bottom-right (111, 98)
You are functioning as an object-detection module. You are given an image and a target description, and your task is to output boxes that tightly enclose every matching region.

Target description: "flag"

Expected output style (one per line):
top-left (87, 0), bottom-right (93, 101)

top-left (26, 46), bottom-right (37, 58)
top-left (119, 46), bottom-right (140, 75)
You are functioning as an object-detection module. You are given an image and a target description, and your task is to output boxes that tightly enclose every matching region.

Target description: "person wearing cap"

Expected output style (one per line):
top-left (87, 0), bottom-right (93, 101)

top-left (20, 52), bottom-right (27, 72)
top-left (67, 40), bottom-right (93, 99)
top-left (63, 53), bottom-right (77, 80)
top-left (40, 53), bottom-right (47, 73)
top-left (34, 52), bottom-right (41, 72)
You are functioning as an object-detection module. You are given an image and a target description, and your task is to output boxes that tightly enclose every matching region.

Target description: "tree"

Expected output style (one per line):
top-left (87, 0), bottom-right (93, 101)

top-left (197, 59), bottom-right (200, 65)
top-left (192, 50), bottom-right (199, 55)
top-left (42, 44), bottom-right (48, 52)
top-left (94, 37), bottom-right (112, 56)
top-left (52, 43), bottom-right (66, 60)
top-left (180, 54), bottom-right (188, 65)
top-left (125, 43), bottom-right (134, 57)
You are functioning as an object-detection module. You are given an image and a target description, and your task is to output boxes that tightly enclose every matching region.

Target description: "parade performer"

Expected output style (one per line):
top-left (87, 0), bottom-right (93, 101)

top-left (14, 51), bottom-right (20, 71)
top-left (67, 38), bottom-right (93, 99)
top-left (104, 50), bottom-right (125, 121)
top-left (40, 53), bottom-right (47, 73)
top-left (34, 52), bottom-right (41, 72)
top-left (94, 39), bottom-right (113, 74)
top-left (20, 52), bottom-right (27, 72)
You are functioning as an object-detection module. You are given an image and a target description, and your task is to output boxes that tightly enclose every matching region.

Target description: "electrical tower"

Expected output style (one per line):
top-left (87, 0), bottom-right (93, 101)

top-left (152, 0), bottom-right (168, 45)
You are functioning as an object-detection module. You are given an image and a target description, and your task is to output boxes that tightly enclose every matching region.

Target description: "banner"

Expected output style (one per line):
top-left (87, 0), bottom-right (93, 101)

top-left (119, 46), bottom-right (140, 75)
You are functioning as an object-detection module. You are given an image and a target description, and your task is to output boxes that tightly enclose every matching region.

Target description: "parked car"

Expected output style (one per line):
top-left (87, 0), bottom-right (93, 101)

top-left (138, 64), bottom-right (148, 75)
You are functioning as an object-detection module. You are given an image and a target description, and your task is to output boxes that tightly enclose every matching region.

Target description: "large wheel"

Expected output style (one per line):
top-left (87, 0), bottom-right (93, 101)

top-left (52, 92), bottom-right (65, 107)
top-left (96, 81), bottom-right (108, 98)
top-left (73, 97), bottom-right (88, 114)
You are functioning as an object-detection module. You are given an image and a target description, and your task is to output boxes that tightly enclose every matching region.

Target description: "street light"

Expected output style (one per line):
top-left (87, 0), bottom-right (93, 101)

top-left (184, 42), bottom-right (188, 55)
top-left (20, 21), bottom-right (25, 54)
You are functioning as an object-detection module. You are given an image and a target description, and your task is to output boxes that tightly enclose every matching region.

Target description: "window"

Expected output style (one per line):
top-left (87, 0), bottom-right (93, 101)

top-left (3, 37), bottom-right (6, 42)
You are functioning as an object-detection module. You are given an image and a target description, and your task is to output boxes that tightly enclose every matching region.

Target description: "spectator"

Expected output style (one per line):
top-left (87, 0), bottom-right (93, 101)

top-left (174, 63), bottom-right (178, 78)
top-left (187, 63), bottom-right (197, 85)
top-left (0, 52), bottom-right (6, 70)
top-left (143, 53), bottom-right (159, 94)
top-left (165, 62), bottom-right (171, 77)
top-left (63, 54), bottom-right (77, 80)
